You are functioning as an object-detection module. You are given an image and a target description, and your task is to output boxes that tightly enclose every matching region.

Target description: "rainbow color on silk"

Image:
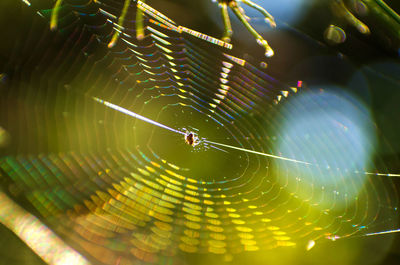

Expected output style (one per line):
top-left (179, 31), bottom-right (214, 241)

top-left (1, 1), bottom-right (399, 265)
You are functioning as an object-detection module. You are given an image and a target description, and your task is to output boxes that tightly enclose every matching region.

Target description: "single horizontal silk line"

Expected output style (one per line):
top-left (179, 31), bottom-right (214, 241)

top-left (204, 139), bottom-right (311, 165)
top-left (93, 97), bottom-right (185, 135)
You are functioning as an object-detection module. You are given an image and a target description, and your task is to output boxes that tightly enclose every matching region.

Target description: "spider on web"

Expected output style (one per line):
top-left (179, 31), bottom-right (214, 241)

top-left (184, 131), bottom-right (200, 147)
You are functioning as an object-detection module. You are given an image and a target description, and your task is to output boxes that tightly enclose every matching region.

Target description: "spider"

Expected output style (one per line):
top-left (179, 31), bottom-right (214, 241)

top-left (184, 131), bottom-right (200, 147)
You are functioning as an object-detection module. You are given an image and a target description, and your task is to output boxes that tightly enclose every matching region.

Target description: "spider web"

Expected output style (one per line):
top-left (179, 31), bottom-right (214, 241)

top-left (0, 0), bottom-right (399, 264)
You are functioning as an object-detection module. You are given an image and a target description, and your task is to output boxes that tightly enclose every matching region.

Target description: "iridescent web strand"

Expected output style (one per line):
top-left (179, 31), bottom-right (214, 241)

top-left (204, 139), bottom-right (311, 165)
top-left (93, 97), bottom-right (185, 135)
top-left (94, 97), bottom-right (312, 165)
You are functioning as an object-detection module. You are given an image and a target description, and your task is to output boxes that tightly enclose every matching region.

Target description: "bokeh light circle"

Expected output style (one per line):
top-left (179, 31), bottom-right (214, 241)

top-left (273, 89), bottom-right (377, 210)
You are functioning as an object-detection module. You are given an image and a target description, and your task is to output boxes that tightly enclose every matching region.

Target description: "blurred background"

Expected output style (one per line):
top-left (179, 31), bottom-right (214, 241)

top-left (0, 0), bottom-right (400, 264)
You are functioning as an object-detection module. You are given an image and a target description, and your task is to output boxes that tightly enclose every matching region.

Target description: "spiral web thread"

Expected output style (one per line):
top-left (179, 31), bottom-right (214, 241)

top-left (0, 0), bottom-right (399, 264)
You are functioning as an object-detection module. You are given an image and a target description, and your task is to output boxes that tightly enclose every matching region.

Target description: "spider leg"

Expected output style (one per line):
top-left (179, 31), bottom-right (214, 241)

top-left (332, 0), bottom-right (370, 34)
top-left (219, 2), bottom-right (233, 42)
top-left (108, 0), bottom-right (131, 48)
top-left (136, 0), bottom-right (145, 40)
top-left (229, 1), bottom-right (274, 57)
top-left (240, 0), bottom-right (276, 28)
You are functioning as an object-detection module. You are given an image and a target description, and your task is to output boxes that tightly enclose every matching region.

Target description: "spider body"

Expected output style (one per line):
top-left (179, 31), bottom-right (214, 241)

top-left (185, 131), bottom-right (200, 147)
